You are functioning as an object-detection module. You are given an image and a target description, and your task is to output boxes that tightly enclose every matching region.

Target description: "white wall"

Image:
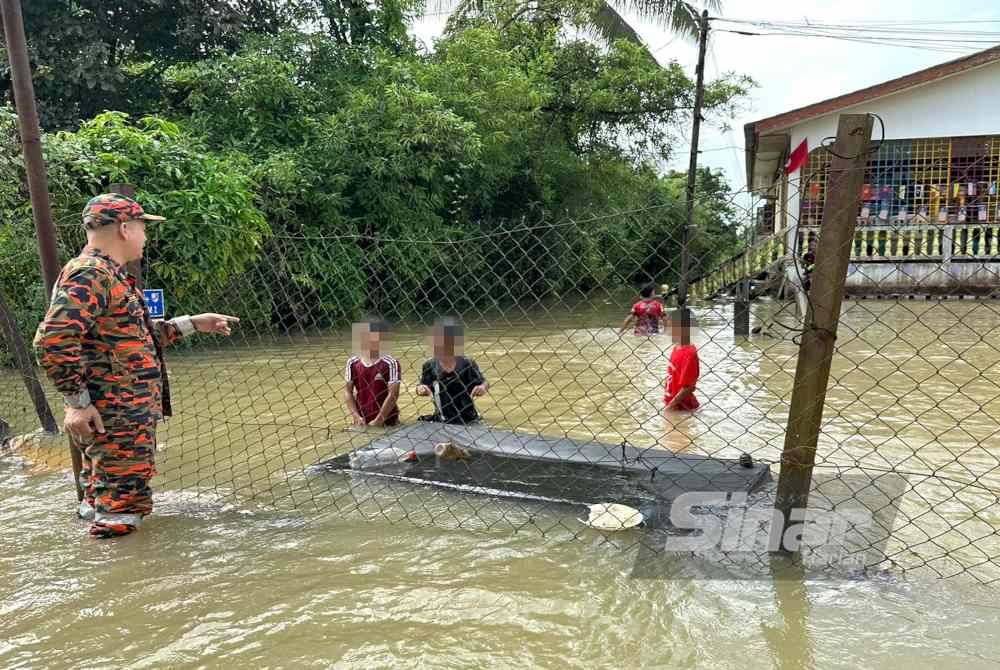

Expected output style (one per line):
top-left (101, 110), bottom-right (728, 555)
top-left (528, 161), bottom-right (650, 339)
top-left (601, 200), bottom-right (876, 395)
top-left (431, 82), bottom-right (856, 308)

top-left (781, 59), bottom-right (1000, 233)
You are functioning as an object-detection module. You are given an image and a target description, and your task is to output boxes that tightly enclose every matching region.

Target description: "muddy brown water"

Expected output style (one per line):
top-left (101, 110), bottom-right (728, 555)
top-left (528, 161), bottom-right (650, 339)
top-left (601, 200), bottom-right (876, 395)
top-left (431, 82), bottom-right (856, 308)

top-left (2, 299), bottom-right (999, 668)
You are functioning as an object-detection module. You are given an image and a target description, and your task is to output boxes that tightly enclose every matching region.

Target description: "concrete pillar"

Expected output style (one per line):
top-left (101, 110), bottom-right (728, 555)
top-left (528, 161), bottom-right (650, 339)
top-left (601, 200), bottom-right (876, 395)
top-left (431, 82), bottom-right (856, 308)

top-left (734, 279), bottom-right (751, 337)
top-left (942, 225), bottom-right (954, 263)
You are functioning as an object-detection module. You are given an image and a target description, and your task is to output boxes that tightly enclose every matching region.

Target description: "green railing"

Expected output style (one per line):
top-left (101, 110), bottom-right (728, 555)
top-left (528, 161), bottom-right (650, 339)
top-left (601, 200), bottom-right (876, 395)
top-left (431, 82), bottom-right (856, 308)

top-left (690, 232), bottom-right (786, 299)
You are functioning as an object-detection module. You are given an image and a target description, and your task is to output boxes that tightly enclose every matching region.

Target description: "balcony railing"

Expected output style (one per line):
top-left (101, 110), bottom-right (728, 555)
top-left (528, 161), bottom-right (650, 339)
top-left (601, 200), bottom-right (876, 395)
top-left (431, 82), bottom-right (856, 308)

top-left (688, 222), bottom-right (1000, 301)
top-left (798, 222), bottom-right (1000, 262)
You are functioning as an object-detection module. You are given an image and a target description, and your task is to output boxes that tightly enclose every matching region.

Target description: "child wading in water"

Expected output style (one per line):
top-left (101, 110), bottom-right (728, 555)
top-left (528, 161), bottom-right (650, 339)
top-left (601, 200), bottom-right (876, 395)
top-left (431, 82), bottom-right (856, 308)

top-left (416, 317), bottom-right (489, 424)
top-left (344, 319), bottom-right (401, 427)
top-left (664, 308), bottom-right (700, 412)
top-left (620, 283), bottom-right (665, 336)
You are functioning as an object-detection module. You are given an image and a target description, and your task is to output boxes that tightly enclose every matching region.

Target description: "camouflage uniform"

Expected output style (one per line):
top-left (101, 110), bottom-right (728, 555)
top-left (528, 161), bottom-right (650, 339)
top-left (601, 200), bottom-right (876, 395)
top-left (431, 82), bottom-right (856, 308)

top-left (33, 194), bottom-right (195, 537)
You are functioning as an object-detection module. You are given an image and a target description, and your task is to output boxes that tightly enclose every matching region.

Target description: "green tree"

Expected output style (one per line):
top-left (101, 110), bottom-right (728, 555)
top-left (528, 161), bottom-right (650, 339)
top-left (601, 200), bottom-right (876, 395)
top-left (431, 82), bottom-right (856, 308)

top-left (0, 109), bottom-right (271, 363)
top-left (442, 0), bottom-right (721, 51)
top-left (305, 0), bottom-right (421, 48)
top-left (1, 0), bottom-right (295, 129)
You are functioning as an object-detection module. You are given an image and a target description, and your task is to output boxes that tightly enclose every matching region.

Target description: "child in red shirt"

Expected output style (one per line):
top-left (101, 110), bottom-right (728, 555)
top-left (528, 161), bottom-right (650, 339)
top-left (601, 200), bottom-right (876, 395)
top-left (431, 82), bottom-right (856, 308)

top-left (664, 309), bottom-right (700, 411)
top-left (619, 283), bottom-right (665, 336)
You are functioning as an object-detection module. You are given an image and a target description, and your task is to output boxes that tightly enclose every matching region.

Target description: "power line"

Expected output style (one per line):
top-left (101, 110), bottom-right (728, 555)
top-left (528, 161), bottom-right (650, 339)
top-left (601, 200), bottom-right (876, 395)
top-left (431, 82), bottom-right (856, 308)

top-left (714, 28), bottom-right (985, 55)
top-left (711, 15), bottom-right (1000, 54)
top-left (700, 145), bottom-right (743, 152)
top-left (714, 16), bottom-right (1000, 29)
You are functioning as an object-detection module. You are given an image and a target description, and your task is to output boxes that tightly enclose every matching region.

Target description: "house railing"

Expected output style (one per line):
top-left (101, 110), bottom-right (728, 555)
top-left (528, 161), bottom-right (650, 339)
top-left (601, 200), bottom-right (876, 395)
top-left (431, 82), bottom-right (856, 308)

top-left (689, 222), bottom-right (1000, 300)
top-left (798, 222), bottom-right (1000, 263)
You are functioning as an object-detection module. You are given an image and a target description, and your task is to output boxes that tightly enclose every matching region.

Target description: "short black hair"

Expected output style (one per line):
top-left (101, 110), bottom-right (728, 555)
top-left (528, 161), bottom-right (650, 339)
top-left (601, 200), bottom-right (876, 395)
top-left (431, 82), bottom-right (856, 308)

top-left (434, 316), bottom-right (464, 337)
top-left (366, 316), bottom-right (390, 332)
top-left (640, 283), bottom-right (656, 299)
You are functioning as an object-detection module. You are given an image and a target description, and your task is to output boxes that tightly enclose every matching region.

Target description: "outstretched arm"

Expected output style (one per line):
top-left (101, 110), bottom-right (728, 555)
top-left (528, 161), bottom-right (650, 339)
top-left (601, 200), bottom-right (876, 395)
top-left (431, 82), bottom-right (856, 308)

top-left (155, 313), bottom-right (240, 347)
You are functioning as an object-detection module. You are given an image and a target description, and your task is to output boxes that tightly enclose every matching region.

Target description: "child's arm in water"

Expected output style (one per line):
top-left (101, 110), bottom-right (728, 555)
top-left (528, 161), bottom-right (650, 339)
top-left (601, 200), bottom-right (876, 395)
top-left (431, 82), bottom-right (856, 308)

top-left (344, 379), bottom-right (365, 425)
top-left (468, 359), bottom-right (489, 397)
top-left (618, 312), bottom-right (636, 335)
top-left (370, 383), bottom-right (400, 426)
top-left (369, 358), bottom-right (402, 427)
top-left (416, 360), bottom-right (433, 396)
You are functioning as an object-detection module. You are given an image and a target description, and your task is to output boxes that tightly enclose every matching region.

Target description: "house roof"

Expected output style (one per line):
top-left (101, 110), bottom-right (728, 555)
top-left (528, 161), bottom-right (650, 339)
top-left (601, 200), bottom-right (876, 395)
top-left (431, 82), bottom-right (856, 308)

top-left (744, 44), bottom-right (1000, 191)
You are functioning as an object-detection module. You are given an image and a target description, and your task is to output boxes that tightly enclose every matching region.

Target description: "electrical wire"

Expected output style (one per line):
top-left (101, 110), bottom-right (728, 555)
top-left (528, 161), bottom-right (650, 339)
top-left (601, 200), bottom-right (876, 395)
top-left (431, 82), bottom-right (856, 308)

top-left (709, 16), bottom-right (1000, 54)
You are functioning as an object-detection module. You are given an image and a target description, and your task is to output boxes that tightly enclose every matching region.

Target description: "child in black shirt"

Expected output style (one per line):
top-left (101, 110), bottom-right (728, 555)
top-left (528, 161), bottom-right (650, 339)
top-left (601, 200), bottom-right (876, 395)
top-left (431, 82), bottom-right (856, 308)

top-left (416, 318), bottom-right (489, 424)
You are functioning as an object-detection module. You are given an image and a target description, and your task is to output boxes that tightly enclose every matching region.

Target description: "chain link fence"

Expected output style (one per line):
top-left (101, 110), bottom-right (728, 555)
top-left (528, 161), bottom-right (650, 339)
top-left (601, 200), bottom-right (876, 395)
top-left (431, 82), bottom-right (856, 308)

top-left (2, 145), bottom-right (1000, 584)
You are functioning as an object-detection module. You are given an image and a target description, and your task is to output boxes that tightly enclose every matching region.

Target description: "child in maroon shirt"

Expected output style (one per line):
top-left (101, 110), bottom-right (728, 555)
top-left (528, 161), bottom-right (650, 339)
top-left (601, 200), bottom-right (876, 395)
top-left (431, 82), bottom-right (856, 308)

top-left (344, 319), bottom-right (401, 426)
top-left (664, 309), bottom-right (700, 411)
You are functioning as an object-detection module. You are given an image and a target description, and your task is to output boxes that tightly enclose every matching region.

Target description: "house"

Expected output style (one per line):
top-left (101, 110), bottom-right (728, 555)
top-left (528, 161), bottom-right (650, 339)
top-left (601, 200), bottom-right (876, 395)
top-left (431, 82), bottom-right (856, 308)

top-left (696, 44), bottom-right (1000, 299)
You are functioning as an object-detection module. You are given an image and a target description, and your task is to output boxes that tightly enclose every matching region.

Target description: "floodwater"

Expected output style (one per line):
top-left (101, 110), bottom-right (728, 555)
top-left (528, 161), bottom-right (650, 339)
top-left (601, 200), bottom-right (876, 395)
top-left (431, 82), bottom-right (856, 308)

top-left (2, 298), bottom-right (1000, 668)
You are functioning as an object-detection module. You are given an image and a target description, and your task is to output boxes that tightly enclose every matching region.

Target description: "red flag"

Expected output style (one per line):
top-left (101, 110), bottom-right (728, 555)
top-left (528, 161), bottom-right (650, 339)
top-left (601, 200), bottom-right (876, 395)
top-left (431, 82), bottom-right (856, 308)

top-left (784, 139), bottom-right (808, 175)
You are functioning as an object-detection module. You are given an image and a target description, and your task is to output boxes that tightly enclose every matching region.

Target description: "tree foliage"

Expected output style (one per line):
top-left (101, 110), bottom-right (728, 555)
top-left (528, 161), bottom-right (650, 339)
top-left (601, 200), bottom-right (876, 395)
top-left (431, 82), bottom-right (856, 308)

top-left (0, 1), bottom-right (295, 129)
top-left (1, 5), bottom-right (754, 362)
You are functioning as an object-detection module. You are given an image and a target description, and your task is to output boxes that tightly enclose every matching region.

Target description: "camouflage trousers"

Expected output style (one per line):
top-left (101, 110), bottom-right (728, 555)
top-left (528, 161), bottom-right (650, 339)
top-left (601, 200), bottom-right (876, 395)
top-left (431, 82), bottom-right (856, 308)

top-left (74, 421), bottom-right (157, 527)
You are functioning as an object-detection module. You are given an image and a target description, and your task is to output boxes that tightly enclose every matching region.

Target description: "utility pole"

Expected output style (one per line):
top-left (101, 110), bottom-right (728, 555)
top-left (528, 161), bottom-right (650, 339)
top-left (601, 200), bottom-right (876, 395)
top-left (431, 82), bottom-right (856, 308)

top-left (1, 0), bottom-right (80, 500)
top-left (0, 0), bottom-right (58, 434)
top-left (774, 114), bottom-right (873, 550)
top-left (676, 9), bottom-right (710, 312)
top-left (1, 0), bottom-right (59, 291)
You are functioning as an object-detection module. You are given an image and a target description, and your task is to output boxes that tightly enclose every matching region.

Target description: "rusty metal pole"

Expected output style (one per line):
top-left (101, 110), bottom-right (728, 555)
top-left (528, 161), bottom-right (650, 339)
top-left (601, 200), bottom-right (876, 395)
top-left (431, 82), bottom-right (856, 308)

top-left (0, 0), bottom-right (58, 434)
top-left (1, 0), bottom-right (59, 292)
top-left (774, 114), bottom-right (873, 550)
top-left (1, 0), bottom-right (85, 500)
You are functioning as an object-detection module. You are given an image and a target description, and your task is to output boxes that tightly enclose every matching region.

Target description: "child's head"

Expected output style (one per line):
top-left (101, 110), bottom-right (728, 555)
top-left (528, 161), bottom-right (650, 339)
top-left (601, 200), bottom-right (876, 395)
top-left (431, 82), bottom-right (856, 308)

top-left (429, 316), bottom-right (464, 358)
top-left (352, 317), bottom-right (390, 354)
top-left (640, 283), bottom-right (656, 299)
top-left (667, 308), bottom-right (693, 345)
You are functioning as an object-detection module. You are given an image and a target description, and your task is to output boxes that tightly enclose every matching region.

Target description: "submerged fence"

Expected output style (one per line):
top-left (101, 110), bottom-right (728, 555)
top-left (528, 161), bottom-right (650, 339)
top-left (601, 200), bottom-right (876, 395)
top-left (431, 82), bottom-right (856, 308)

top-left (3, 148), bottom-right (1000, 584)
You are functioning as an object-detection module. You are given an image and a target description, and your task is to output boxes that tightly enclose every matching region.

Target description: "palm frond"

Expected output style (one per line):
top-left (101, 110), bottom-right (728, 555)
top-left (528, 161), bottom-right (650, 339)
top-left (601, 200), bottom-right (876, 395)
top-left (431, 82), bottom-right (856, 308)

top-left (589, 3), bottom-right (644, 45)
top-left (610, 1), bottom-right (719, 39)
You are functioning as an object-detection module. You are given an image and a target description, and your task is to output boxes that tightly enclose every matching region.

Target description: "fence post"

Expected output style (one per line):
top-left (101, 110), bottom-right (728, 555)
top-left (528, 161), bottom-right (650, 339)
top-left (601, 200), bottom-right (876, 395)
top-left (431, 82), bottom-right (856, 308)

top-left (774, 114), bottom-right (873, 550)
top-left (734, 279), bottom-right (750, 337)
